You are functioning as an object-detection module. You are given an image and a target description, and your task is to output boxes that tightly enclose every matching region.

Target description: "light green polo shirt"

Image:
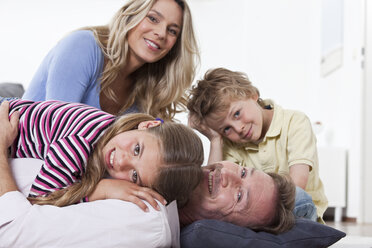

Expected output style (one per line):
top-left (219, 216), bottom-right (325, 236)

top-left (223, 100), bottom-right (328, 219)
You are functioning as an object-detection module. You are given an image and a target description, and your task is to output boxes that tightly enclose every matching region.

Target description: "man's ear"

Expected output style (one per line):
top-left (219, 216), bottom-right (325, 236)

top-left (138, 120), bottom-right (162, 130)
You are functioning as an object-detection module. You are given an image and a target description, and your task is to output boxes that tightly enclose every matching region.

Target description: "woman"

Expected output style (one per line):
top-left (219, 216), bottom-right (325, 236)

top-left (23, 0), bottom-right (199, 120)
top-left (3, 100), bottom-right (203, 211)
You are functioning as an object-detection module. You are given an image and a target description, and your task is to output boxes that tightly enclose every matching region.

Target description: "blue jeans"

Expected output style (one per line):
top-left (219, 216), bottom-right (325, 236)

top-left (293, 186), bottom-right (318, 222)
top-left (0, 96), bottom-right (18, 103)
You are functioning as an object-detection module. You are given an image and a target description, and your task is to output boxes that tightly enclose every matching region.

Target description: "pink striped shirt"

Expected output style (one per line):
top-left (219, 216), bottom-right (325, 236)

top-left (9, 99), bottom-right (115, 197)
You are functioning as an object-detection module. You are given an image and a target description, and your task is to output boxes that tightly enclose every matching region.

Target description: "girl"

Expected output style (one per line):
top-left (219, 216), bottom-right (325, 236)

top-left (5, 99), bottom-right (203, 210)
top-left (23, 0), bottom-right (199, 119)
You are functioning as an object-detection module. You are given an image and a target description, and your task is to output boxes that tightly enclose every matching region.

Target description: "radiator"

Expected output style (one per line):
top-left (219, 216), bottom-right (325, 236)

top-left (317, 146), bottom-right (348, 222)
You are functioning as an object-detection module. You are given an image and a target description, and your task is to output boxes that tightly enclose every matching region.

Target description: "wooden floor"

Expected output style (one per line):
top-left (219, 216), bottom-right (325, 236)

top-left (323, 208), bottom-right (372, 237)
top-left (327, 221), bottom-right (372, 237)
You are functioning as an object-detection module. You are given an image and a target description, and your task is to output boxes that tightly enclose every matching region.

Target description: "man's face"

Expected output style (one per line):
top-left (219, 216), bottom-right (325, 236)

top-left (183, 161), bottom-right (277, 227)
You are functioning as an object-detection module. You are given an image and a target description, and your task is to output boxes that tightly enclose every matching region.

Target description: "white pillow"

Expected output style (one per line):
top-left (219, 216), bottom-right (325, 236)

top-left (0, 158), bottom-right (180, 248)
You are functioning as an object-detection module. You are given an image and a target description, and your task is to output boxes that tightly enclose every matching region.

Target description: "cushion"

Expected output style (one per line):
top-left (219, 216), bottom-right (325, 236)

top-left (180, 219), bottom-right (346, 248)
top-left (0, 82), bottom-right (24, 97)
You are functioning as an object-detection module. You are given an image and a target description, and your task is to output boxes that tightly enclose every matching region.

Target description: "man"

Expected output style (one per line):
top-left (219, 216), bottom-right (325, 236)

top-left (178, 161), bottom-right (297, 234)
top-left (0, 160), bottom-right (295, 246)
top-left (0, 102), bottom-right (295, 247)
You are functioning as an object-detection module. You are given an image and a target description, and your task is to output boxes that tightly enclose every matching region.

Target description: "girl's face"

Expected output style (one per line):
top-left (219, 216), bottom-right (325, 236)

top-left (205, 96), bottom-right (265, 144)
top-left (127, 0), bottom-right (183, 65)
top-left (101, 129), bottom-right (162, 187)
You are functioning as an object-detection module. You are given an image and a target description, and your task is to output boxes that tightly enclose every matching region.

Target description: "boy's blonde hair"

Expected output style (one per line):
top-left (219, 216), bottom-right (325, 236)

top-left (84, 0), bottom-right (199, 120)
top-left (187, 68), bottom-right (262, 125)
top-left (30, 113), bottom-right (204, 207)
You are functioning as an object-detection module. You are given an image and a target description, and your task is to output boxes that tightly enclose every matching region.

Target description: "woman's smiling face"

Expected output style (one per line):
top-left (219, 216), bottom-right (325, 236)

top-left (127, 0), bottom-right (183, 65)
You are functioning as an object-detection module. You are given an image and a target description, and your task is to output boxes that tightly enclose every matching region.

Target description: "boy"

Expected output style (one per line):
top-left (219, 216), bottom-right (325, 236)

top-left (187, 67), bottom-right (328, 222)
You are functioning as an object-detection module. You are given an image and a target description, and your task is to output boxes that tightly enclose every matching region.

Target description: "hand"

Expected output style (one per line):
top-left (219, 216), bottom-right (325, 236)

top-left (188, 113), bottom-right (221, 142)
top-left (0, 101), bottom-right (19, 151)
top-left (89, 179), bottom-right (167, 212)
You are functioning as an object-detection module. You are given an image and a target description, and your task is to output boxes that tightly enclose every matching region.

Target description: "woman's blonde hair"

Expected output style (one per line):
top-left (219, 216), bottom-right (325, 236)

top-left (30, 113), bottom-right (204, 207)
top-left (85, 0), bottom-right (199, 120)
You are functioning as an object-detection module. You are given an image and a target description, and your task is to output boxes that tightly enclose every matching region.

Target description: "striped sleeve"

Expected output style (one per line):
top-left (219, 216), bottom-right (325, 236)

top-left (8, 99), bottom-right (115, 198)
top-left (29, 136), bottom-right (92, 197)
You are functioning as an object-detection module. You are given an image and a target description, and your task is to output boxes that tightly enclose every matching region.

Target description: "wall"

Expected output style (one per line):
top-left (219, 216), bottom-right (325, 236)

top-left (0, 0), bottom-right (124, 85)
top-left (188, 0), bottom-right (321, 113)
top-left (0, 0), bottom-right (366, 220)
top-left (314, 0), bottom-right (364, 219)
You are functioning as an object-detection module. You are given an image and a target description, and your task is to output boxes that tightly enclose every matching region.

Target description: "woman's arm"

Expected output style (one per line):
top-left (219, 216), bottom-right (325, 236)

top-left (23, 31), bottom-right (103, 107)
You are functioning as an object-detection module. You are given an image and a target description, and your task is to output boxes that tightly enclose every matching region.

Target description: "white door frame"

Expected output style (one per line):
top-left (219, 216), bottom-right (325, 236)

top-left (361, 0), bottom-right (372, 223)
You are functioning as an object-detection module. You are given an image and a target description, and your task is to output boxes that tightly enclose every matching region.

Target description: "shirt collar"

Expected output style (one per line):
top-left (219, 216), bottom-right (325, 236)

top-left (263, 100), bottom-right (282, 139)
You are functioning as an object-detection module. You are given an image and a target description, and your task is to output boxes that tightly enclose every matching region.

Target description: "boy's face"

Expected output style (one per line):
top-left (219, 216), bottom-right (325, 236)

top-left (205, 96), bottom-right (264, 143)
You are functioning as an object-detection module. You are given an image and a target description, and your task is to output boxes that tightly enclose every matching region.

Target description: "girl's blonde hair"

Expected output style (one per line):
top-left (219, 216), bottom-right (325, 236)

top-left (30, 113), bottom-right (204, 207)
top-left (86, 0), bottom-right (199, 120)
